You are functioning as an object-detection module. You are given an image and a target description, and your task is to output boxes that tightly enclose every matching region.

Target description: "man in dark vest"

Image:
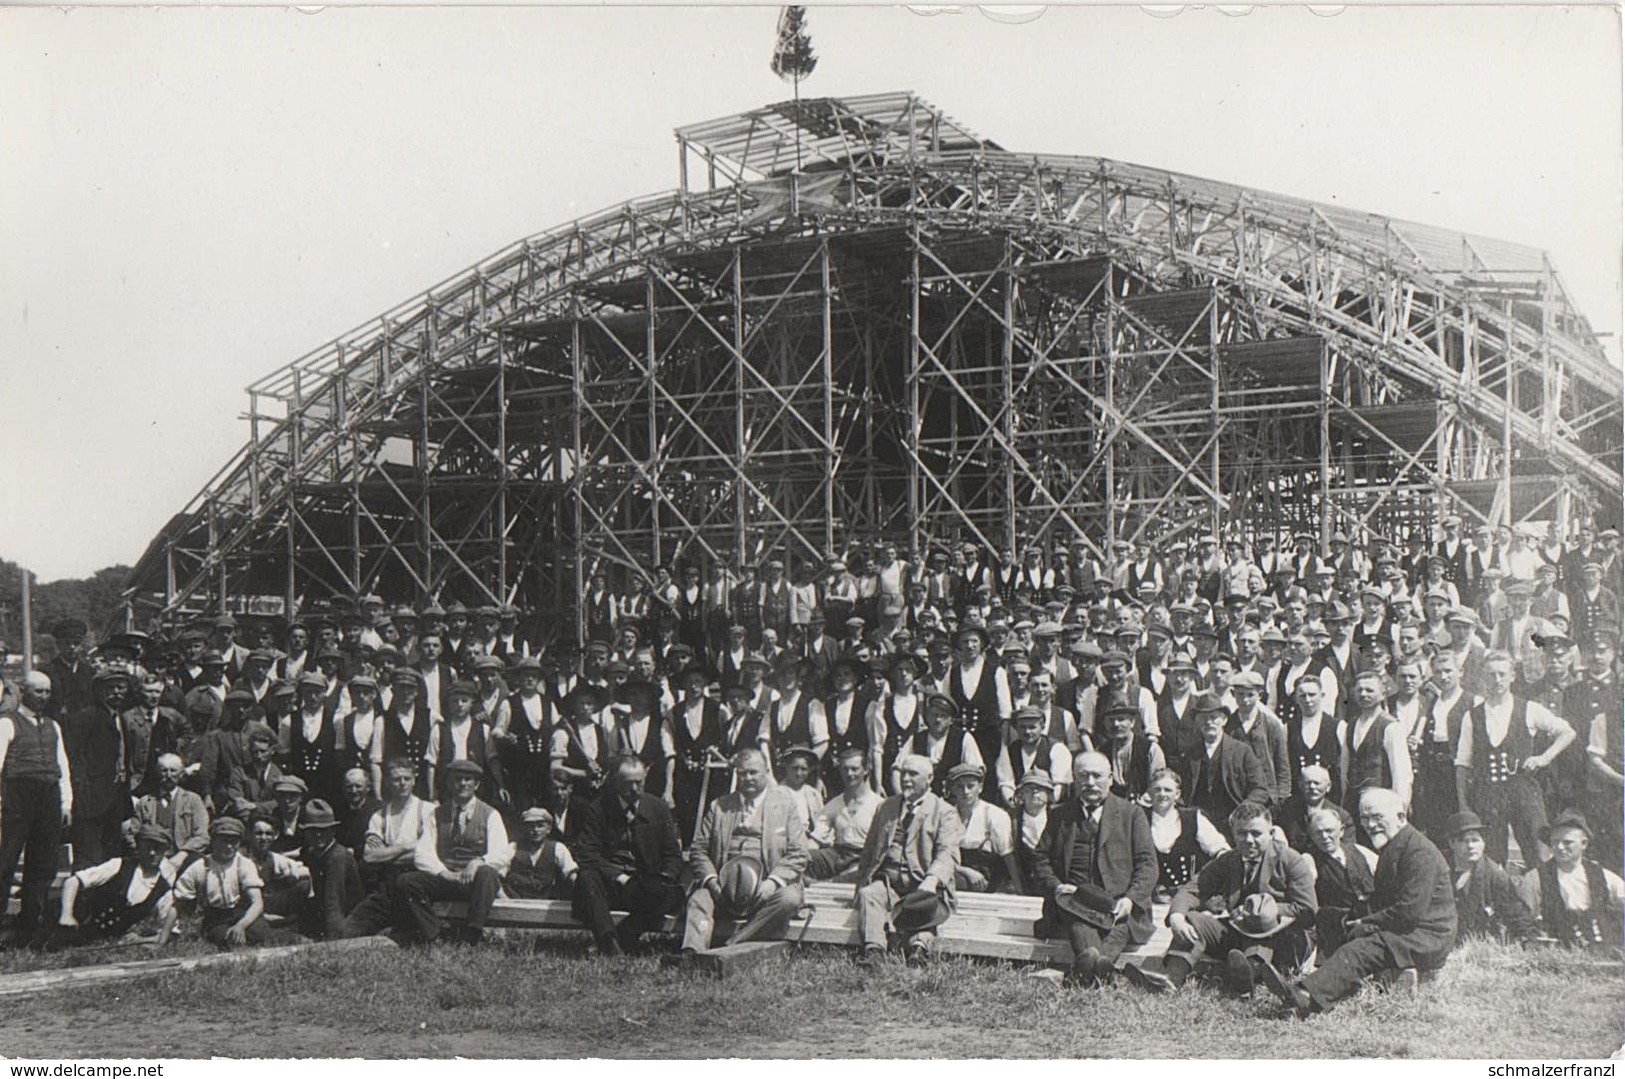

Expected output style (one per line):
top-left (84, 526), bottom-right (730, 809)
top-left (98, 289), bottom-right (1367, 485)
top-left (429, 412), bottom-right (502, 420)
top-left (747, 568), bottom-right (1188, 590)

top-left (571, 755), bottom-right (685, 956)
top-left (56, 822), bottom-right (175, 945)
top-left (947, 624), bottom-right (1010, 788)
top-left (1518, 809), bottom-right (1623, 949)
top-left (63, 668), bottom-right (132, 868)
top-left (1260, 787), bottom-right (1456, 1017)
top-left (0, 672), bottom-right (74, 943)
top-left (1454, 651), bottom-right (1575, 868)
top-left (1028, 749), bottom-right (1158, 986)
top-left (1339, 670), bottom-right (1412, 817)
top-left (392, 759), bottom-right (511, 944)
top-left (1447, 810), bottom-right (1538, 943)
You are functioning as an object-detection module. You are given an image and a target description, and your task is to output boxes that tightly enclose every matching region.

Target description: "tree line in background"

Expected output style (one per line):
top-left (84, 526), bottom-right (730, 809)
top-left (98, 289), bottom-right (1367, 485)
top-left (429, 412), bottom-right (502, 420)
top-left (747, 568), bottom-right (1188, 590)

top-left (0, 559), bottom-right (131, 654)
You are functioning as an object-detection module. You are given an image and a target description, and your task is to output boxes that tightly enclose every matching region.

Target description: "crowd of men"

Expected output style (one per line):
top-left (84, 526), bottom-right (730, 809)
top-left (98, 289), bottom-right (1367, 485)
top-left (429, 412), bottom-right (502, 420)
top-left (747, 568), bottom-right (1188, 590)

top-left (0, 513), bottom-right (1619, 1012)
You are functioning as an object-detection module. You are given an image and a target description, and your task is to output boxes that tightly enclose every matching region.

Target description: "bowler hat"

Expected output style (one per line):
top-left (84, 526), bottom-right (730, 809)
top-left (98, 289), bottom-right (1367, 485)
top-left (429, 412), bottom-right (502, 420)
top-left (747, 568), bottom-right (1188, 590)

top-left (892, 889), bottom-right (954, 934)
top-left (1447, 810), bottom-right (1486, 838)
top-left (1054, 881), bottom-right (1117, 931)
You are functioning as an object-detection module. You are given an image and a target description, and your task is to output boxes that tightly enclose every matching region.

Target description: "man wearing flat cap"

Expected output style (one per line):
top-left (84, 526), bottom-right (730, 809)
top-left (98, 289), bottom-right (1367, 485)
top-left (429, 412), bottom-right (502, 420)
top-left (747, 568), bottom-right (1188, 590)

top-left (394, 758), bottom-right (511, 944)
top-left (172, 816), bottom-right (288, 948)
top-left (425, 680), bottom-right (505, 804)
top-left (380, 666), bottom-right (433, 797)
top-left (945, 761), bottom-right (1020, 893)
top-left (1028, 749), bottom-right (1157, 985)
top-left (1128, 801), bottom-right (1316, 996)
top-left (62, 667), bottom-right (133, 868)
top-left (280, 671), bottom-right (340, 804)
top-left (853, 752), bottom-right (962, 967)
top-left (906, 691), bottom-right (985, 798)
top-left (995, 705), bottom-right (1072, 809)
top-left (572, 755), bottom-right (685, 956)
top-left (680, 747), bottom-right (808, 958)
top-left (58, 821), bottom-right (177, 946)
top-left (0, 672), bottom-right (74, 943)
top-left (1518, 809), bottom-right (1624, 948)
top-left (1445, 810), bottom-right (1538, 943)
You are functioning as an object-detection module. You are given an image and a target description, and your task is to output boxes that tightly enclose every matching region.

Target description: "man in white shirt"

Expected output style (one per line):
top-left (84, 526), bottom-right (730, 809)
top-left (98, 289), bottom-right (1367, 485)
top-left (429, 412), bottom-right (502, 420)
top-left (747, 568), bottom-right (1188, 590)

top-left (1455, 652), bottom-right (1576, 867)
top-left (0, 672), bottom-right (74, 943)
top-left (1519, 809), bottom-right (1623, 948)
top-left (392, 759), bottom-right (511, 943)
top-left (1337, 670), bottom-right (1413, 813)
top-left (808, 748), bottom-right (882, 881)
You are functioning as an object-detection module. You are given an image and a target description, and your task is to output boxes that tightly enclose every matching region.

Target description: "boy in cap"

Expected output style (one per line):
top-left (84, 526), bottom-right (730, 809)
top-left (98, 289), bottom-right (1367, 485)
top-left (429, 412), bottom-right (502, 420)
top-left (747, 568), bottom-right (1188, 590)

top-left (945, 762), bottom-right (1020, 893)
top-left (173, 816), bottom-right (290, 948)
top-left (57, 821), bottom-right (178, 946)
top-left (504, 807), bottom-right (578, 900)
top-left (394, 758), bottom-right (511, 943)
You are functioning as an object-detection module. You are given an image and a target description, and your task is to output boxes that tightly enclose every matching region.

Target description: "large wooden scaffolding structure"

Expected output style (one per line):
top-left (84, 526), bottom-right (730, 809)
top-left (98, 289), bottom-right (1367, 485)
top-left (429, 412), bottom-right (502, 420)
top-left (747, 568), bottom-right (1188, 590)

top-left (124, 92), bottom-right (1623, 633)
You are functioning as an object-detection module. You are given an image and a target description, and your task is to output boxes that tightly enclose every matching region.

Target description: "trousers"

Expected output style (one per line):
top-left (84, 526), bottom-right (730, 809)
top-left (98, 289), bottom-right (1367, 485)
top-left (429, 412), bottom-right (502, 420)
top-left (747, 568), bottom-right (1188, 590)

top-left (0, 778), bottom-right (64, 936)
top-left (1300, 930), bottom-right (1422, 1009)
top-left (1168, 910), bottom-right (1312, 970)
top-left (680, 880), bottom-right (803, 951)
top-left (392, 866), bottom-right (503, 942)
top-left (573, 867), bottom-right (682, 944)
top-left (856, 877), bottom-right (943, 949)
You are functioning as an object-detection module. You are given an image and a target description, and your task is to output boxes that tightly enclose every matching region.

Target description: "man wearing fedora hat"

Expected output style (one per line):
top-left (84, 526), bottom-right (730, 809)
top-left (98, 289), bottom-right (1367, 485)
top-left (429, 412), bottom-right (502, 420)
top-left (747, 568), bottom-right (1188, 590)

top-left (393, 758), bottom-right (511, 944)
top-left (1028, 750), bottom-right (1157, 985)
top-left (1129, 801), bottom-right (1316, 995)
top-left (853, 753), bottom-right (962, 967)
top-left (1185, 693), bottom-right (1270, 838)
top-left (1518, 809), bottom-right (1623, 948)
top-left (1445, 810), bottom-right (1538, 943)
top-left (296, 798), bottom-right (365, 940)
top-left (680, 747), bottom-right (808, 958)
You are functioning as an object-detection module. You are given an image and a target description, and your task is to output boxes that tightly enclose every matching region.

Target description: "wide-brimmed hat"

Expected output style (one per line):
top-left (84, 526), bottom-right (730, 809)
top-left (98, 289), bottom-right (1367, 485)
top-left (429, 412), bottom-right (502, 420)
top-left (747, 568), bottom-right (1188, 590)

top-left (1054, 881), bottom-right (1116, 931)
top-left (1228, 893), bottom-right (1288, 939)
top-left (1447, 810), bottom-right (1487, 838)
top-left (892, 889), bottom-right (954, 934)
top-left (717, 855), bottom-right (764, 911)
top-left (299, 798), bottom-right (338, 830)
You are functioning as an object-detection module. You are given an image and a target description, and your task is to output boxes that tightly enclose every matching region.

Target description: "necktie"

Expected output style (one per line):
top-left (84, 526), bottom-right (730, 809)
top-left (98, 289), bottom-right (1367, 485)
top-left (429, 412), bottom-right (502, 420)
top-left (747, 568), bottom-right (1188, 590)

top-left (1242, 858), bottom-right (1261, 892)
top-left (451, 810), bottom-right (466, 843)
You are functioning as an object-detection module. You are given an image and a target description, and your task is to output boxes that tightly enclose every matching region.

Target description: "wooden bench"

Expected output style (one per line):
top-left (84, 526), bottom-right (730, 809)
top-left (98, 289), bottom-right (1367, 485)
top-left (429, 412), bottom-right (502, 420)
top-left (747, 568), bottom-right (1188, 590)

top-left (437, 883), bottom-right (1177, 968)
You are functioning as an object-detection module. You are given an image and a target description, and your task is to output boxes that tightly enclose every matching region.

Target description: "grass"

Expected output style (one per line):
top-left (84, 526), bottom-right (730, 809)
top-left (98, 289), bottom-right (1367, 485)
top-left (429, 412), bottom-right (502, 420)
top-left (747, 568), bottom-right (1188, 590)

top-left (0, 934), bottom-right (1618, 1058)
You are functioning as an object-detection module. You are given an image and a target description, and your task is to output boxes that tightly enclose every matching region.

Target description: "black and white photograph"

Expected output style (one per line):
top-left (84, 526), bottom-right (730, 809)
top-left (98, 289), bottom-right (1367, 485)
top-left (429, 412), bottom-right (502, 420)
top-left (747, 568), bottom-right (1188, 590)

top-left (1, 2), bottom-right (1621, 1062)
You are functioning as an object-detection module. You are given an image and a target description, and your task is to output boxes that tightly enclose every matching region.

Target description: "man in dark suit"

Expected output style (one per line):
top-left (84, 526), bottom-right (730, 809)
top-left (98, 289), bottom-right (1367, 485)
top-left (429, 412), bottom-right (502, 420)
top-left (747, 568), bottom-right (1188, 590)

top-left (1446, 810), bottom-right (1538, 943)
top-left (63, 669), bottom-right (134, 867)
top-left (1185, 693), bottom-right (1270, 835)
top-left (1028, 749), bottom-right (1158, 985)
top-left (571, 754), bottom-right (685, 956)
top-left (1128, 800), bottom-right (1317, 995)
top-left (1260, 787), bottom-right (1457, 1016)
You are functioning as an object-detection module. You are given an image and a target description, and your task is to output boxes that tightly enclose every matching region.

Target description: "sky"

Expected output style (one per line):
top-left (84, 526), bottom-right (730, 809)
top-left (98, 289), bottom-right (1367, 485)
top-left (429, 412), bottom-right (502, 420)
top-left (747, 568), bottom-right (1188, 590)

top-left (2, 4), bottom-right (1620, 583)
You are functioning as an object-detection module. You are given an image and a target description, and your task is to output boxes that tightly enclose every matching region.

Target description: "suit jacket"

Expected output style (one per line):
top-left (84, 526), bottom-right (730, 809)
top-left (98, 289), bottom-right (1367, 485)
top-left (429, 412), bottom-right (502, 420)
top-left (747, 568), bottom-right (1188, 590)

top-left (1356, 824), bottom-right (1457, 965)
top-left (1228, 708), bottom-right (1291, 805)
top-left (222, 759), bottom-right (285, 819)
top-left (1185, 735), bottom-right (1270, 826)
top-left (62, 705), bottom-right (126, 817)
top-left (128, 788), bottom-right (211, 855)
top-left (1454, 855), bottom-right (1539, 940)
top-left (120, 706), bottom-right (166, 797)
top-left (41, 656), bottom-right (96, 719)
top-left (574, 788), bottom-right (684, 884)
top-left (1169, 837), bottom-right (1318, 928)
top-left (853, 791), bottom-right (963, 897)
top-left (1028, 794), bottom-right (1158, 944)
top-left (691, 786), bottom-right (809, 886)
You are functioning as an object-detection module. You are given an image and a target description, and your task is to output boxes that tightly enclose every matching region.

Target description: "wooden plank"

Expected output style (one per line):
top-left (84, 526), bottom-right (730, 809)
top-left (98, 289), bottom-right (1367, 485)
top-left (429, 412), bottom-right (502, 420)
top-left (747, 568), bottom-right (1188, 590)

top-left (0, 936), bottom-right (396, 999)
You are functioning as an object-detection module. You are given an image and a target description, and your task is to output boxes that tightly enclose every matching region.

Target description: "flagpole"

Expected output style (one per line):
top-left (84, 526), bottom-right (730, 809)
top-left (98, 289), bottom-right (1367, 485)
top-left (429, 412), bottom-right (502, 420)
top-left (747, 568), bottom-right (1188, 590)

top-left (20, 566), bottom-right (33, 675)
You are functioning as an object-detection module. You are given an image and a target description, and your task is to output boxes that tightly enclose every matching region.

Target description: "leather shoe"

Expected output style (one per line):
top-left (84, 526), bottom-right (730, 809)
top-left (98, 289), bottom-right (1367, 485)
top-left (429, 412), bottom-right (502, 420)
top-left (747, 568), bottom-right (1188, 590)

top-left (1225, 948), bottom-right (1256, 996)
top-left (1067, 946), bottom-right (1103, 987)
top-left (856, 945), bottom-right (886, 970)
top-left (1255, 957), bottom-right (1314, 1018)
top-left (905, 943), bottom-right (929, 968)
top-left (1121, 963), bottom-right (1175, 994)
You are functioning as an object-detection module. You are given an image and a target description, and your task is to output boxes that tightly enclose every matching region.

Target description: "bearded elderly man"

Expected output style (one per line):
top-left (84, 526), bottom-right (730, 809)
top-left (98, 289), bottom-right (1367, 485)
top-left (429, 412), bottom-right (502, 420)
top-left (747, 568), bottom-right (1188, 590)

top-left (679, 747), bottom-right (809, 958)
top-left (1029, 750), bottom-right (1158, 986)
top-left (853, 752), bottom-right (963, 967)
top-left (1260, 787), bottom-right (1457, 1017)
